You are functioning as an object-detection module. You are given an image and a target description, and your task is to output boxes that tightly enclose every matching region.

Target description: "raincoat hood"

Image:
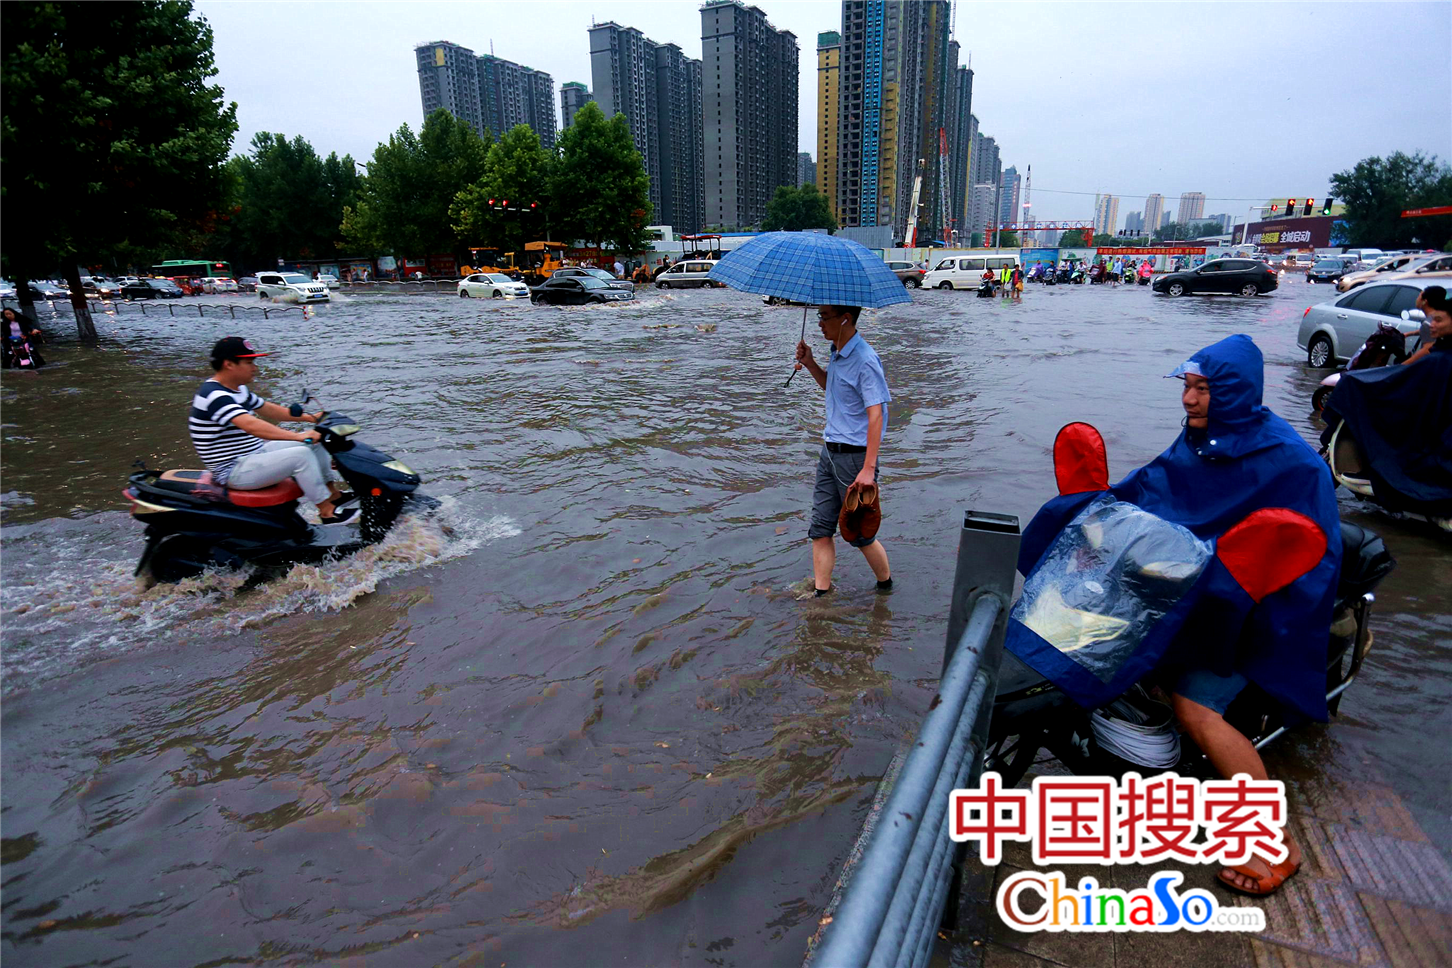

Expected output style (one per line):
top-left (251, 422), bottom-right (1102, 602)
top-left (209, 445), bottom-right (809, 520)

top-left (1168, 334), bottom-right (1275, 459)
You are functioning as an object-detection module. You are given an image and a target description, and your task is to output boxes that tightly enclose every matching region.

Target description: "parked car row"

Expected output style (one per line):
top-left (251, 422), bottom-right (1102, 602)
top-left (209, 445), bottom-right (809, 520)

top-left (1335, 253), bottom-right (1452, 292)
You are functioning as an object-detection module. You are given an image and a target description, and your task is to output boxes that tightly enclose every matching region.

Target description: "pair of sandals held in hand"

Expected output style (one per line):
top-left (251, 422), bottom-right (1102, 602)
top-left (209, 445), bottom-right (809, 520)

top-left (840, 482), bottom-right (881, 544)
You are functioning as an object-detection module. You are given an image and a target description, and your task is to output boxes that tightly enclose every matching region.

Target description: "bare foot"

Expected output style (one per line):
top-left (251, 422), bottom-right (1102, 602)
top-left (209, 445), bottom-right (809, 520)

top-left (1220, 837), bottom-right (1301, 893)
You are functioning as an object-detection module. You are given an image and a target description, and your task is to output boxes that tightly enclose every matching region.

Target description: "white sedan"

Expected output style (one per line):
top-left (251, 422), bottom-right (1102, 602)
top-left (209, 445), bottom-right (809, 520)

top-left (459, 272), bottom-right (529, 299)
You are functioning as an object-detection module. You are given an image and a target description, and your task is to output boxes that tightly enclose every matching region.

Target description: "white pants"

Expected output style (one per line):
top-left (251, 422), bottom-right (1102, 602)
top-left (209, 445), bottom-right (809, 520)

top-left (227, 440), bottom-right (341, 505)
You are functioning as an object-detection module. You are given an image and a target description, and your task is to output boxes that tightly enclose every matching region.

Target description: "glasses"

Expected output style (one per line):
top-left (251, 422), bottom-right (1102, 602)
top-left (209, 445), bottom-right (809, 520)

top-left (816, 310), bottom-right (840, 321)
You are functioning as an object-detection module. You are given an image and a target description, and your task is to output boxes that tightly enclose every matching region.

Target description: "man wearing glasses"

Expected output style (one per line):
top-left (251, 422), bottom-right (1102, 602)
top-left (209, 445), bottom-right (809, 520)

top-left (794, 305), bottom-right (893, 597)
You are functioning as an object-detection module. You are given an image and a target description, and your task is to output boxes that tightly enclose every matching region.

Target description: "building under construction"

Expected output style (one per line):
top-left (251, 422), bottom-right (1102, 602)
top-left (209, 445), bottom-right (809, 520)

top-left (825, 0), bottom-right (970, 245)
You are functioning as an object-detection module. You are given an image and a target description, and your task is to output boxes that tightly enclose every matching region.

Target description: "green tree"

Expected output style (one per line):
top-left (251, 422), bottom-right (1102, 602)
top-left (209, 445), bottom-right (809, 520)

top-left (551, 102), bottom-right (653, 252)
top-left (1, 0), bottom-right (237, 339)
top-left (761, 183), bottom-right (838, 232)
top-left (451, 124), bottom-right (555, 256)
top-left (1059, 229), bottom-right (1091, 247)
top-left (1091, 233), bottom-right (1117, 247)
top-left (1330, 152), bottom-right (1452, 250)
top-left (342, 108), bottom-right (490, 259)
top-left (996, 230), bottom-right (1020, 248)
top-left (226, 133), bottom-right (358, 265)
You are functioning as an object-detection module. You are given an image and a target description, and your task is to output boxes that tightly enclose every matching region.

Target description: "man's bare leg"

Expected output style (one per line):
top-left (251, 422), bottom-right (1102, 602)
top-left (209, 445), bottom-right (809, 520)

top-left (1173, 694), bottom-right (1302, 891)
top-left (812, 536), bottom-right (835, 592)
top-left (860, 540), bottom-right (890, 582)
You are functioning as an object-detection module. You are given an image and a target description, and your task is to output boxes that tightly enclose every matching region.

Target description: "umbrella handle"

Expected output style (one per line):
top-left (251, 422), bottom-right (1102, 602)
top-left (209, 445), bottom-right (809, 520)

top-left (785, 305), bottom-right (807, 388)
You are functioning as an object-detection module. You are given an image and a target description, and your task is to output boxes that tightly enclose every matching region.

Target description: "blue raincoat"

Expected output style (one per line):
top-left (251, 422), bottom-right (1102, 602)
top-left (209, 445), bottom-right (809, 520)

top-left (1009, 335), bottom-right (1343, 721)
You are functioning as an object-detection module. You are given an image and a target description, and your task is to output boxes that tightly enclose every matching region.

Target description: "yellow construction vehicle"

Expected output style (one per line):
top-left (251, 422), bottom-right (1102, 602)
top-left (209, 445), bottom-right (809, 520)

top-left (461, 248), bottom-right (519, 277)
top-left (522, 241), bottom-right (568, 285)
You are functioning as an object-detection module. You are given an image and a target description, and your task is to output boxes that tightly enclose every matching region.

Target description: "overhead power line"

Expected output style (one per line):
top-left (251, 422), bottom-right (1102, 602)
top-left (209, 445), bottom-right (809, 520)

top-left (1029, 188), bottom-right (1302, 203)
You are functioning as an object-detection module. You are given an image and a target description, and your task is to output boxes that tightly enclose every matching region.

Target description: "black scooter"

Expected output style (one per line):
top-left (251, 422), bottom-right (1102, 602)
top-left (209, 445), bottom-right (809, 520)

top-left (124, 393), bottom-right (435, 585)
top-left (984, 522), bottom-right (1394, 785)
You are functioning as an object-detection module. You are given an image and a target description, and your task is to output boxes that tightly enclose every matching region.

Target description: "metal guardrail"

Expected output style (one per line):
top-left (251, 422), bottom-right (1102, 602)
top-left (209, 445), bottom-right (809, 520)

top-left (1, 296), bottom-right (310, 319)
top-left (811, 510), bottom-right (1020, 968)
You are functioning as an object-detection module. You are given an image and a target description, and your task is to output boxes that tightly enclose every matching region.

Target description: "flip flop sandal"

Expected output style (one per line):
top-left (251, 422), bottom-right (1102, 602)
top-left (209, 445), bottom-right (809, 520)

top-left (1217, 857), bottom-right (1301, 897)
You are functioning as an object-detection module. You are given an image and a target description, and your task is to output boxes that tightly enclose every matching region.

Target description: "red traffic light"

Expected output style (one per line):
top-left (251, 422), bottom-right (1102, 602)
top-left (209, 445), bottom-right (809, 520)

top-left (1271, 204), bottom-right (1278, 213)
top-left (502, 199), bottom-right (509, 207)
top-left (488, 198), bottom-right (495, 206)
top-left (530, 201), bottom-right (538, 208)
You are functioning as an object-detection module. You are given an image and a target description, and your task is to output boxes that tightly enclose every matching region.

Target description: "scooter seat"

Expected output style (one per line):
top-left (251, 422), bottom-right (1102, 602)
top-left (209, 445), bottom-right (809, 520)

top-left (227, 479), bottom-right (304, 507)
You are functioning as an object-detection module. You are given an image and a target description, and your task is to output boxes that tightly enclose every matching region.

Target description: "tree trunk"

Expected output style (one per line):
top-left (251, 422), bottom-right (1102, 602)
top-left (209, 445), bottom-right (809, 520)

top-left (16, 271), bottom-right (36, 315)
top-left (63, 263), bottom-right (99, 343)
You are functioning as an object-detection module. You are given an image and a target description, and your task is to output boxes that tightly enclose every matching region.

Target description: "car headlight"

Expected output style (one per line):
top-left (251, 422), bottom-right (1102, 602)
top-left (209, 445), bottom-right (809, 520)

top-left (382, 459), bottom-right (415, 476)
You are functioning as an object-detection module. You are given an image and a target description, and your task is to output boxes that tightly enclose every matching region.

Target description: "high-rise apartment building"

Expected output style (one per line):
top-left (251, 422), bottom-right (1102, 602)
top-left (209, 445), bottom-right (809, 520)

top-left (816, 31), bottom-right (841, 218)
top-left (560, 81), bottom-right (593, 129)
top-left (1124, 210), bottom-right (1143, 234)
top-left (999, 166), bottom-right (1021, 227)
top-left (968, 183), bottom-right (997, 243)
top-left (415, 43), bottom-right (556, 148)
top-left (1177, 191), bottom-right (1205, 224)
top-left (948, 65), bottom-right (974, 244)
top-left (654, 43), bottom-right (704, 233)
top-left (1143, 194), bottom-right (1165, 235)
top-left (1208, 213), bottom-right (1233, 233)
top-left (1093, 194), bottom-right (1119, 236)
top-left (416, 42), bottom-right (483, 134)
top-left (798, 152), bottom-right (816, 187)
top-left (588, 23), bottom-right (703, 232)
top-left (701, 1), bottom-right (798, 230)
top-left (965, 130), bottom-right (1000, 239)
top-left (833, 0), bottom-right (955, 242)
top-left (478, 55), bottom-right (557, 149)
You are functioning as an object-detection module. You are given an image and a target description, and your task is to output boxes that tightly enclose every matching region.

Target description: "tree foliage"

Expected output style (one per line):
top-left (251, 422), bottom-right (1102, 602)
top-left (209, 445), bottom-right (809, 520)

top-left (550, 102), bottom-right (653, 251)
top-left (1, 0), bottom-right (237, 336)
top-left (451, 124), bottom-right (555, 254)
top-left (1330, 151), bottom-right (1452, 250)
top-left (761, 183), bottom-right (838, 232)
top-left (221, 133), bottom-right (358, 264)
top-left (342, 108), bottom-right (490, 257)
top-left (1153, 220), bottom-right (1227, 242)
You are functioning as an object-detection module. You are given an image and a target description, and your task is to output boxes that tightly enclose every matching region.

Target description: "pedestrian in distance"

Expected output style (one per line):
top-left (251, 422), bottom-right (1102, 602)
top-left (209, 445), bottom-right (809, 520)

top-left (793, 306), bottom-right (893, 597)
top-left (613, 257), bottom-right (625, 279)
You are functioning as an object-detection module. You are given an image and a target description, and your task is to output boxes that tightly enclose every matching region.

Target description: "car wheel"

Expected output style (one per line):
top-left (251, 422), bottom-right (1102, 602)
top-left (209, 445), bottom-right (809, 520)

top-left (1239, 283), bottom-right (1259, 297)
top-left (492, 290), bottom-right (502, 298)
top-left (1312, 385), bottom-right (1334, 414)
top-left (936, 281), bottom-right (953, 290)
top-left (260, 291), bottom-right (268, 300)
top-left (656, 281), bottom-right (667, 288)
top-left (906, 278), bottom-right (921, 288)
top-left (459, 289), bottom-right (470, 298)
top-left (1167, 282), bottom-right (1186, 297)
top-left (1307, 334), bottom-right (1334, 368)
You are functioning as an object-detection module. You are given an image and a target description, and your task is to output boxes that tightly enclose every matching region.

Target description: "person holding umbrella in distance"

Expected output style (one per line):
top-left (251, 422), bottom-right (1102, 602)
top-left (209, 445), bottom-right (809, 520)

top-left (707, 232), bottom-right (910, 597)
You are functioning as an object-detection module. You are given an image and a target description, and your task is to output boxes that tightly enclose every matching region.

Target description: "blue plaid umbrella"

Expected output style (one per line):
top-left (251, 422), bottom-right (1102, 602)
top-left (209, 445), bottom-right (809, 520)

top-left (707, 231), bottom-right (912, 309)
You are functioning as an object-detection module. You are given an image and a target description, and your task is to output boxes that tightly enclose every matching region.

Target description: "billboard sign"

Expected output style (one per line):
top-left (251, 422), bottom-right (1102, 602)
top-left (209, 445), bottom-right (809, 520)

top-left (1241, 215), bottom-right (1348, 250)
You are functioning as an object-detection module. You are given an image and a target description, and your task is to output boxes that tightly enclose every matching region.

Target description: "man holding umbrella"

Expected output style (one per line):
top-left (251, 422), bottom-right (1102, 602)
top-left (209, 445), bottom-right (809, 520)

top-left (706, 231), bottom-right (910, 597)
top-left (795, 307), bottom-right (892, 596)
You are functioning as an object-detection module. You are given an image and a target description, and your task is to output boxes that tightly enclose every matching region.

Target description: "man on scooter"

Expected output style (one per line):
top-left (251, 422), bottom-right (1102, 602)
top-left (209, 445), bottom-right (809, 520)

top-left (189, 337), bottom-right (357, 525)
top-left (1011, 335), bottom-right (1342, 897)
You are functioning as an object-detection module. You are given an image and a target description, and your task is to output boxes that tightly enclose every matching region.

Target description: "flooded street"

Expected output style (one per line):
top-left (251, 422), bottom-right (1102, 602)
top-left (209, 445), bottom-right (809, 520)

top-left (3, 279), bottom-right (1448, 966)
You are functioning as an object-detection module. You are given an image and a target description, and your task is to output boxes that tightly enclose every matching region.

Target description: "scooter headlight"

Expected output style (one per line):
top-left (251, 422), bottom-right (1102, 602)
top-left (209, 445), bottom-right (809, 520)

top-left (382, 459), bottom-right (415, 476)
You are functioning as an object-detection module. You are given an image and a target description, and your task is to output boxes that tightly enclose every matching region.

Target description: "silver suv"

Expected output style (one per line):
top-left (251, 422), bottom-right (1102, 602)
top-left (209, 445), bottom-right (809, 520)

top-left (255, 271), bottom-right (330, 303)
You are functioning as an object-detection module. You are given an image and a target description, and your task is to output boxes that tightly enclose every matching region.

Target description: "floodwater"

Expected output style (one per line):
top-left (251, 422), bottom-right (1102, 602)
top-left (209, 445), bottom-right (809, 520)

top-left (2, 279), bottom-right (1447, 966)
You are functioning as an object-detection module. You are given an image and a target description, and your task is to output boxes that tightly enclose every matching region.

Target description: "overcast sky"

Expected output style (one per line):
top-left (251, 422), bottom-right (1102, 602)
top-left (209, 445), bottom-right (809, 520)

top-left (196, 1), bottom-right (1450, 225)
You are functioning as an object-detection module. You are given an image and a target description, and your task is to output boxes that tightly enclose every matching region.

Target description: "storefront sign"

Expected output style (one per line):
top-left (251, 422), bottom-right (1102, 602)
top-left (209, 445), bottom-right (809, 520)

top-left (1096, 247), bottom-right (1205, 256)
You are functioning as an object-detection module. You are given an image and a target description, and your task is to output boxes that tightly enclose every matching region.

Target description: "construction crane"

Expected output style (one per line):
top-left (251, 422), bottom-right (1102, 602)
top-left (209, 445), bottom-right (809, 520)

top-left (905, 159), bottom-right (925, 248)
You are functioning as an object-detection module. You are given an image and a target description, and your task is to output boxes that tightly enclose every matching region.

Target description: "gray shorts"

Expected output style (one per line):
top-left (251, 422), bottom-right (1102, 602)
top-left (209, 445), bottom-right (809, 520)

top-left (809, 444), bottom-right (878, 546)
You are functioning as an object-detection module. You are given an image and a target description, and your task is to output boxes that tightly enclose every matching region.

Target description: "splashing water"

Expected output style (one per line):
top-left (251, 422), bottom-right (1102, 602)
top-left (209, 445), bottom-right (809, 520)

top-left (1, 497), bottom-right (517, 691)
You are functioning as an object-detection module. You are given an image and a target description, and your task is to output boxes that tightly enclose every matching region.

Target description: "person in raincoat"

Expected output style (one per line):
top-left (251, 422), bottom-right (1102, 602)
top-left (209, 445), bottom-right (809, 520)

top-left (1010, 334), bottom-right (1342, 897)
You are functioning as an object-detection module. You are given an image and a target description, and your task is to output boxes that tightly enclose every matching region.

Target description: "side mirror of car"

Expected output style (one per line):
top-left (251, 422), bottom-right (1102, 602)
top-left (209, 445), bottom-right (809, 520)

top-left (1402, 309), bottom-right (1426, 323)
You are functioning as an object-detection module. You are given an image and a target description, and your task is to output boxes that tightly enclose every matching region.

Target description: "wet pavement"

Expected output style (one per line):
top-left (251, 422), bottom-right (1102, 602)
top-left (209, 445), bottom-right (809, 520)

top-left (2, 278), bottom-right (1447, 966)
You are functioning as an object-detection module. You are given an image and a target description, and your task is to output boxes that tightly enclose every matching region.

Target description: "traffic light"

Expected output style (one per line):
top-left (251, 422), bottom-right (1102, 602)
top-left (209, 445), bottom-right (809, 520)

top-left (1321, 198), bottom-right (1334, 215)
top-left (530, 201), bottom-right (538, 209)
top-left (488, 198), bottom-right (496, 207)
top-left (1304, 198), bottom-right (1314, 216)
top-left (1271, 204), bottom-right (1278, 214)
top-left (1287, 199), bottom-right (1297, 218)
top-left (502, 199), bottom-right (509, 208)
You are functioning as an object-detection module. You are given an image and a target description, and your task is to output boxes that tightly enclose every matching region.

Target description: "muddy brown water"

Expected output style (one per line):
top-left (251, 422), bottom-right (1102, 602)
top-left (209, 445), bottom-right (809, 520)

top-left (2, 280), bottom-right (1447, 966)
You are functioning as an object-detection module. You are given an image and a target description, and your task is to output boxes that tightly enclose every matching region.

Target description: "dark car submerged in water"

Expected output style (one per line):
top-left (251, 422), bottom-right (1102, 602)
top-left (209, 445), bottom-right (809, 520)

top-left (1152, 258), bottom-right (1278, 297)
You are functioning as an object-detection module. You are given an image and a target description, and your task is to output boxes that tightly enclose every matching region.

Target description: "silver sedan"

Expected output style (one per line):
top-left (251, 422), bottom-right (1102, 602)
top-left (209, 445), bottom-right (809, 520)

top-left (1297, 279), bottom-right (1436, 367)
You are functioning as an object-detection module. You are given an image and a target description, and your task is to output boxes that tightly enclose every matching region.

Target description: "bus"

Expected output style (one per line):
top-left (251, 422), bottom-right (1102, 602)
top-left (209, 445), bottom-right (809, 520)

top-left (150, 259), bottom-right (233, 281)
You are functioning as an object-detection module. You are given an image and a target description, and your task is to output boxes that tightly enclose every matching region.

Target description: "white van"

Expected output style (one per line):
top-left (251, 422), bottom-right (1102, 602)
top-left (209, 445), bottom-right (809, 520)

top-left (1341, 248), bottom-right (1385, 265)
top-left (655, 259), bottom-right (721, 289)
top-left (922, 254), bottom-right (1018, 290)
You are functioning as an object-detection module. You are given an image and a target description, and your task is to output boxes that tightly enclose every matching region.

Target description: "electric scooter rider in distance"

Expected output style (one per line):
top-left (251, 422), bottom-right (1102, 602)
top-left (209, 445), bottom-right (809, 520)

top-left (189, 337), bottom-right (357, 525)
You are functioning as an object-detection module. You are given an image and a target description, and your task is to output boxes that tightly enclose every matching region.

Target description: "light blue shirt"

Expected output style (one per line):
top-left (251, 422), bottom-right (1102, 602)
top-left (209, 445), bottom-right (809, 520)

top-left (824, 333), bottom-right (891, 446)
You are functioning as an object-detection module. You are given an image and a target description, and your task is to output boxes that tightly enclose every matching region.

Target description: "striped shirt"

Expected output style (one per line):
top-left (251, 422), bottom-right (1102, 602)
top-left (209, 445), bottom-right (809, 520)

top-left (189, 380), bottom-right (265, 482)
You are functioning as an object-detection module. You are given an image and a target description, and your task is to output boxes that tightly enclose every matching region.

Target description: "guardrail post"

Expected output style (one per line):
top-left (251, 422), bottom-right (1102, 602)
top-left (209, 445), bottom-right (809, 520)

top-left (943, 511), bottom-right (1021, 676)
